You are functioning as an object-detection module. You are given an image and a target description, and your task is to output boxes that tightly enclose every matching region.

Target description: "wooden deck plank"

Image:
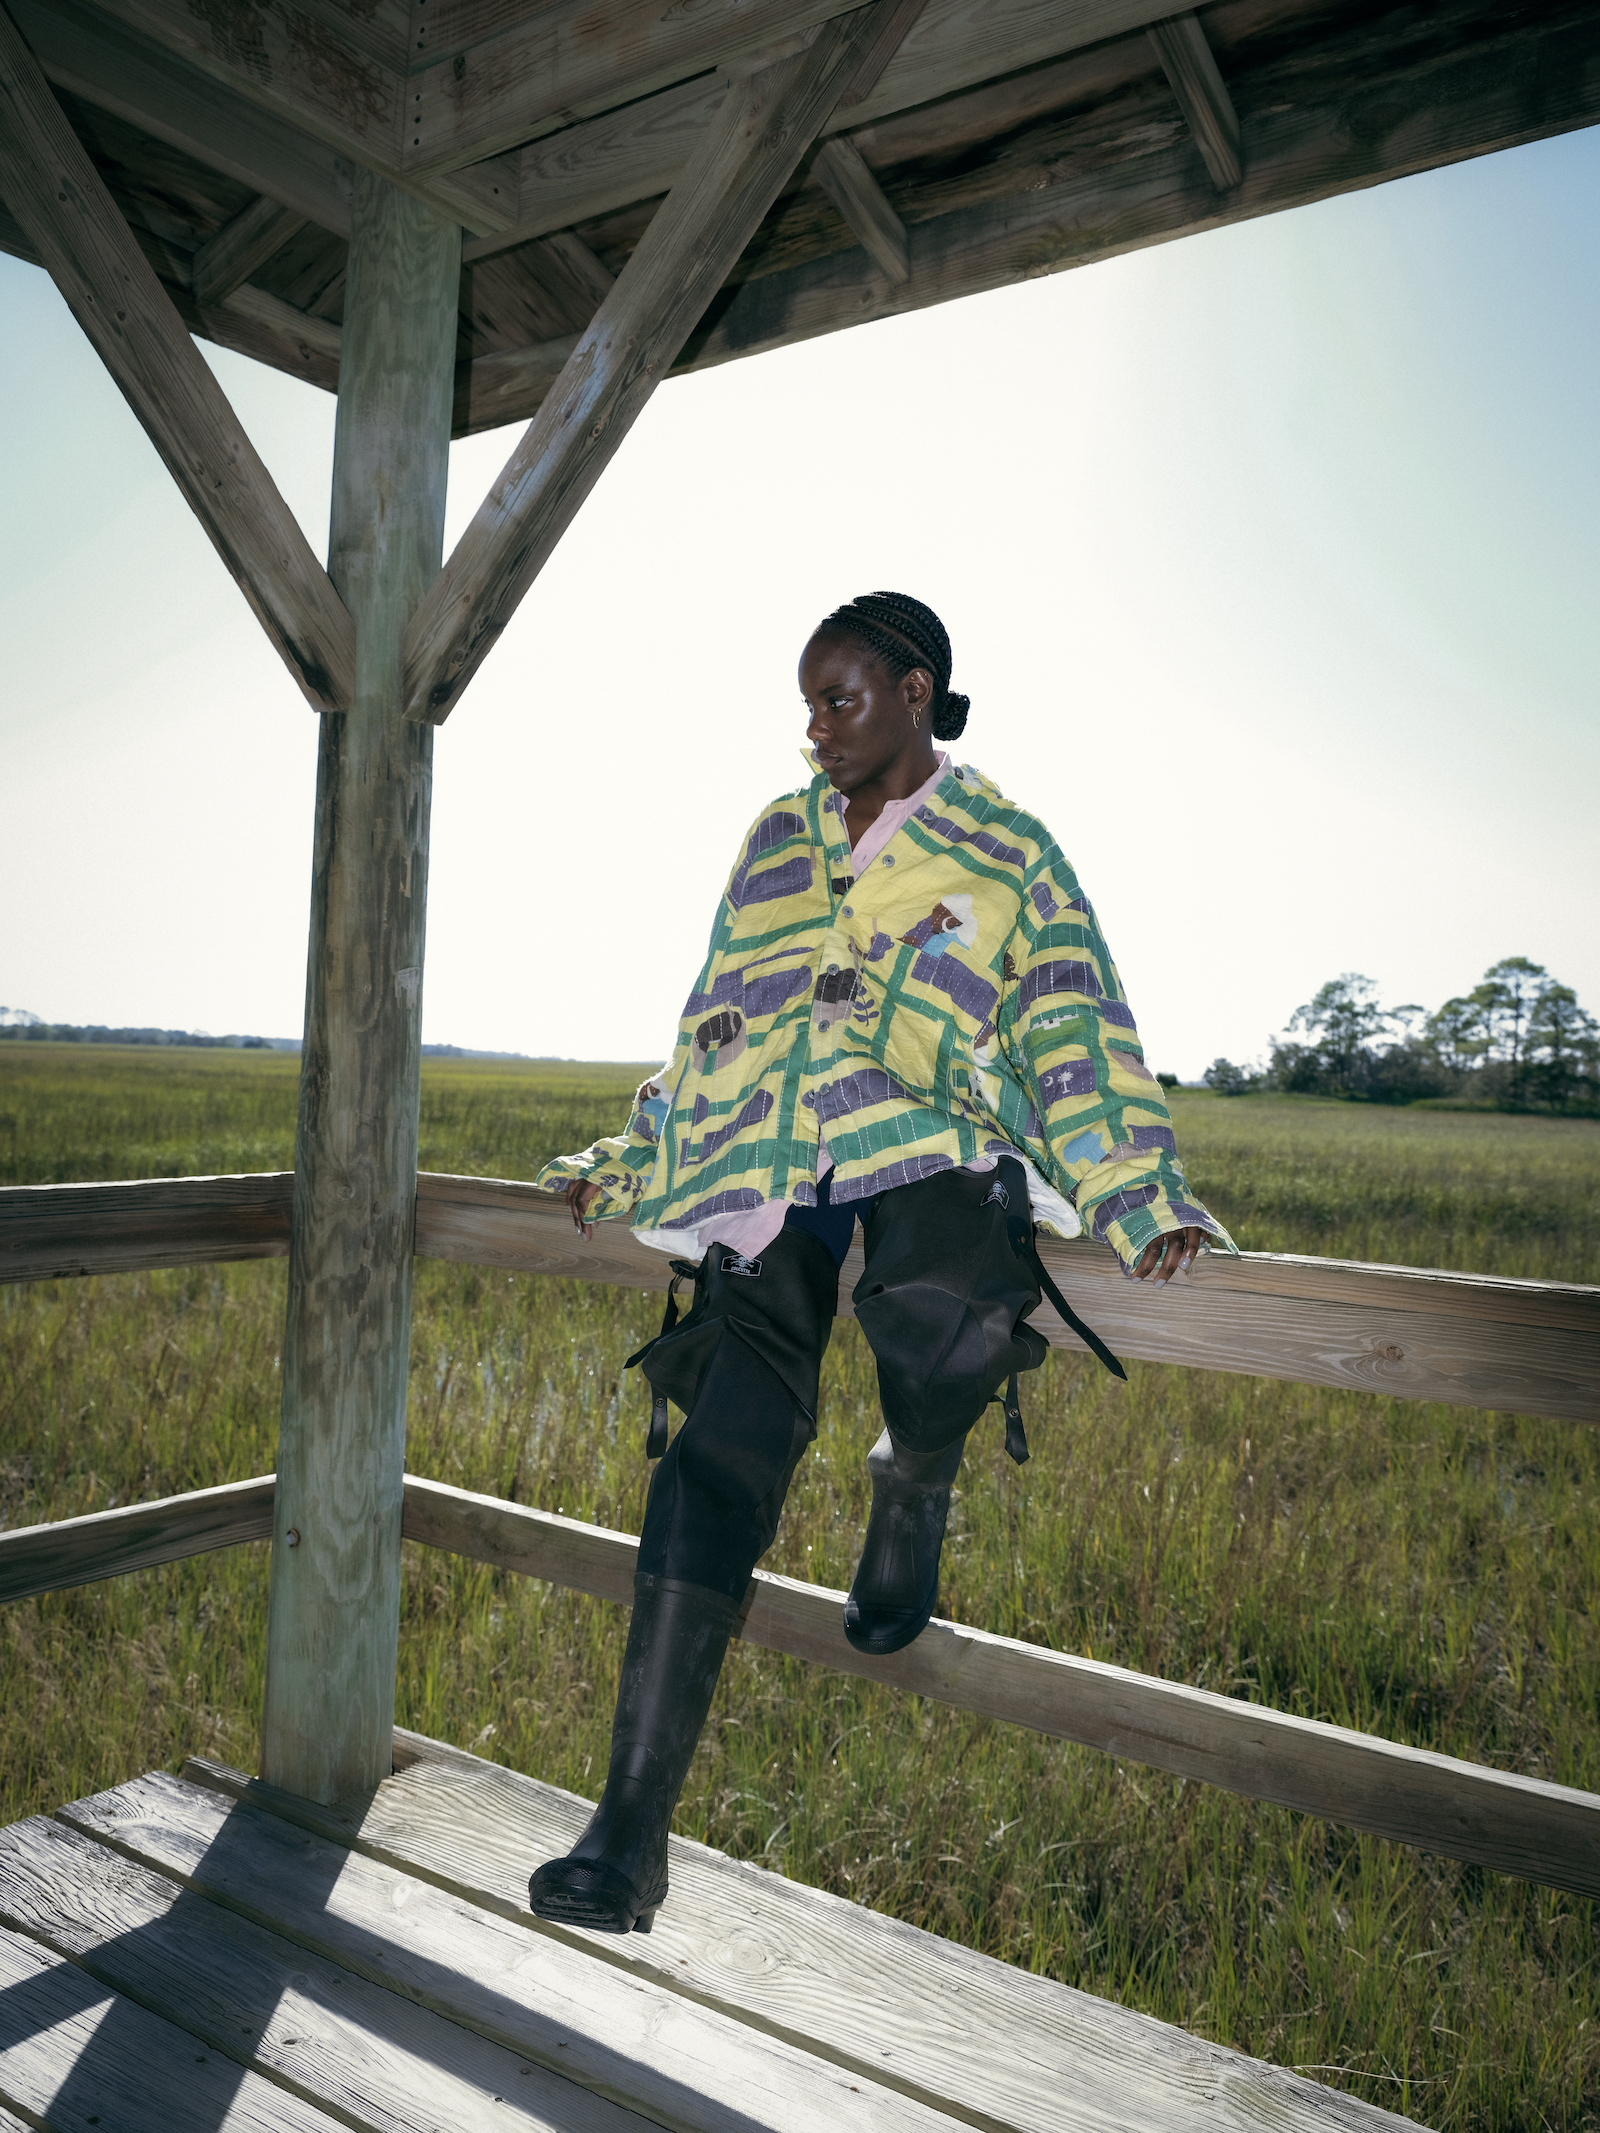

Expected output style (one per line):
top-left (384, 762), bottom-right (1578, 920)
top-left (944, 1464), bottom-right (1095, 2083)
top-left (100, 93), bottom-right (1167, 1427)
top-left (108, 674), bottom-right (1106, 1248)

top-left (58, 1771), bottom-right (964, 2133)
top-left (0, 1919), bottom-right (344, 2132)
top-left (0, 1813), bottom-right (659, 2133)
top-left (186, 1748), bottom-right (1409, 2132)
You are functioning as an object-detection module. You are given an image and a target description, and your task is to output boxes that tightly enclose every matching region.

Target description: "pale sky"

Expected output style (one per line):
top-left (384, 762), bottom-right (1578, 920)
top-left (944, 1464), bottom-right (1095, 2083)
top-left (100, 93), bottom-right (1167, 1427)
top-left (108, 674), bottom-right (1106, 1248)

top-left (2, 127), bottom-right (1596, 1079)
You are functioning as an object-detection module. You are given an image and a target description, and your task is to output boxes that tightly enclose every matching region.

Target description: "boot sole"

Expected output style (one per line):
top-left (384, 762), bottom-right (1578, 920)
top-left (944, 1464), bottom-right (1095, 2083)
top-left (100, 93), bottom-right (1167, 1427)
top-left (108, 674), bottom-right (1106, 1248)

top-left (528, 1858), bottom-right (666, 1934)
top-left (842, 1602), bottom-right (934, 1657)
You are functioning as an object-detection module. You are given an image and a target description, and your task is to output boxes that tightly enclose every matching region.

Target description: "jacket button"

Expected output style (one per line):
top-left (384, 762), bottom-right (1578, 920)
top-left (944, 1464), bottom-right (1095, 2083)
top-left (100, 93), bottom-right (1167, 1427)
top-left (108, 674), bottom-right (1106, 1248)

top-left (841, 905), bottom-right (853, 917)
top-left (881, 854), bottom-right (895, 867)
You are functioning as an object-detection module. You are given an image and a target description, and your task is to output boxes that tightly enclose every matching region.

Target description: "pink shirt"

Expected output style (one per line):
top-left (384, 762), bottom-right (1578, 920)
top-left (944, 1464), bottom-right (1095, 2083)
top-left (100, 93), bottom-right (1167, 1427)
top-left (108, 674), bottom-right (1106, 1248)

top-left (694, 756), bottom-right (997, 1258)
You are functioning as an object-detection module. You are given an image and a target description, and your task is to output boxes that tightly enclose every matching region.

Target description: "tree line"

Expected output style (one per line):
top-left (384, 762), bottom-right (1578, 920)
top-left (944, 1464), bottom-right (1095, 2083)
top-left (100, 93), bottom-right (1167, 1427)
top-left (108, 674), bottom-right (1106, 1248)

top-left (1202, 958), bottom-right (1598, 1112)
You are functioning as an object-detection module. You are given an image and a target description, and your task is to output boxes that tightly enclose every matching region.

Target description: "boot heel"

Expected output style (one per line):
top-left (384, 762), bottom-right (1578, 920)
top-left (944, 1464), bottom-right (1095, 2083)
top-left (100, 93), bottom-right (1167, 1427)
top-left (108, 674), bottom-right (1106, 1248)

top-left (633, 1905), bottom-right (659, 1934)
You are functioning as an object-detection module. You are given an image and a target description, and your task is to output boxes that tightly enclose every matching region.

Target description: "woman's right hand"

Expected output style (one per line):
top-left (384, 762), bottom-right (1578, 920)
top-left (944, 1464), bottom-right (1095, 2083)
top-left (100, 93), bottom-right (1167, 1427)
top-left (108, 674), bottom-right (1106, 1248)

top-left (565, 1180), bottom-right (603, 1239)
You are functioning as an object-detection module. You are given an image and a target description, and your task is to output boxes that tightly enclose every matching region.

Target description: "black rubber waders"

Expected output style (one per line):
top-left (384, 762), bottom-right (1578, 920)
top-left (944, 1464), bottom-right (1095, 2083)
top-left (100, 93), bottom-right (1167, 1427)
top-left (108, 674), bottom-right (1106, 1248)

top-left (844, 1157), bottom-right (1050, 1655)
top-left (527, 1574), bottom-right (741, 1934)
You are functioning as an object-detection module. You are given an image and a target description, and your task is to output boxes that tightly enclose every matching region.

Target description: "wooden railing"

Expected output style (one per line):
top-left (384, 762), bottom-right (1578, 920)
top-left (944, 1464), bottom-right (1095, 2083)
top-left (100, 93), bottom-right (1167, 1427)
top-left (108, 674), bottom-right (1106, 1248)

top-left (2, 1471), bottom-right (1597, 1901)
top-left (4, 1168), bottom-right (1598, 1904)
top-left (4, 1170), bottom-right (1597, 1422)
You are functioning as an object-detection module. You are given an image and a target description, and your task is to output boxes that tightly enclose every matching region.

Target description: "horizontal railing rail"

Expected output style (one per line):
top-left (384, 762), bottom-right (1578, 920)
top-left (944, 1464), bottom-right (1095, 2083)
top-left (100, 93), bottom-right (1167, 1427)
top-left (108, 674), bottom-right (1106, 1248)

top-left (3, 1471), bottom-right (1597, 1901)
top-left (3, 1171), bottom-right (1598, 1421)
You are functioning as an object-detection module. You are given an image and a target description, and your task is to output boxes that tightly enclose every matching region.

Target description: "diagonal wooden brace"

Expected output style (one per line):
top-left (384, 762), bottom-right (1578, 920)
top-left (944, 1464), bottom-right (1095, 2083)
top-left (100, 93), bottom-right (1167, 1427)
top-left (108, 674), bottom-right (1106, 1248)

top-left (0, 0), bottom-right (356, 713)
top-left (401, 0), bottom-right (911, 727)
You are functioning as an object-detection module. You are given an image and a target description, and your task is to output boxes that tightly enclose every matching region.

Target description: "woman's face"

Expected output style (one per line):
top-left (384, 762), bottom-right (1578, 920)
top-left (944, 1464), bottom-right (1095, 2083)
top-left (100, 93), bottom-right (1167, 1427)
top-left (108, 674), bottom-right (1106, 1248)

top-left (799, 630), bottom-right (933, 796)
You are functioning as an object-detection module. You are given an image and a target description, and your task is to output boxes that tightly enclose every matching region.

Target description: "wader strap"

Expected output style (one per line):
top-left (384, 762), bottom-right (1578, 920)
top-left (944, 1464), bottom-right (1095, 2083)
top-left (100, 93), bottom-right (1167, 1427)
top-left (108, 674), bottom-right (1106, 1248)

top-left (998, 1372), bottom-right (1028, 1465)
top-left (1029, 1251), bottom-right (1128, 1382)
top-left (624, 1260), bottom-right (700, 1460)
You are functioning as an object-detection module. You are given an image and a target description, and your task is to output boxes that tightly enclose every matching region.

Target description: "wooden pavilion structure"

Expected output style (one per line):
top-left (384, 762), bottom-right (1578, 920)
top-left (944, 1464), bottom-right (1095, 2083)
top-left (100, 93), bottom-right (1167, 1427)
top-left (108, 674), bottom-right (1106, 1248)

top-left (3, 0), bottom-right (1600, 2123)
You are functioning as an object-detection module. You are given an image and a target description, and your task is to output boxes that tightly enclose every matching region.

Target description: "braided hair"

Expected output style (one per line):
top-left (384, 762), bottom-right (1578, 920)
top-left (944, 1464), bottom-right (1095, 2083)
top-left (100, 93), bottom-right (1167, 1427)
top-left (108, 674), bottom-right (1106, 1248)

top-left (814, 591), bottom-right (971, 741)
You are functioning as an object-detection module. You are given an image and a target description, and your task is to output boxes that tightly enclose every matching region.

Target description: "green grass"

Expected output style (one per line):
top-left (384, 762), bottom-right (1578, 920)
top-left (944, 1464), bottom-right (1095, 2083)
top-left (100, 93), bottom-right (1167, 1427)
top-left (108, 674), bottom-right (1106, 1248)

top-left (2, 1047), bottom-right (1597, 2128)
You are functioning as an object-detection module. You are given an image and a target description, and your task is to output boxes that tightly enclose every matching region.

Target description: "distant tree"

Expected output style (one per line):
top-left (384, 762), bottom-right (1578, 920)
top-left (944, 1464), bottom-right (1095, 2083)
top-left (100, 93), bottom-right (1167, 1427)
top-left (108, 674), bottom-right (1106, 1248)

top-left (1478, 956), bottom-right (1549, 1105)
top-left (1527, 981), bottom-right (1600, 1112)
top-left (1203, 1057), bottom-right (1260, 1096)
top-left (1426, 992), bottom-right (1491, 1075)
top-left (1282, 974), bottom-right (1388, 1095)
top-left (1156, 1071), bottom-right (1179, 1089)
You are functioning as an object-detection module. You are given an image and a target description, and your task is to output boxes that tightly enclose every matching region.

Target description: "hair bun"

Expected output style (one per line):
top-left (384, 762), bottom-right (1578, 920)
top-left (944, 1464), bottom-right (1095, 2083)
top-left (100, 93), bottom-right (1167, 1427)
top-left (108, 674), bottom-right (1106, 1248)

top-left (933, 690), bottom-right (970, 741)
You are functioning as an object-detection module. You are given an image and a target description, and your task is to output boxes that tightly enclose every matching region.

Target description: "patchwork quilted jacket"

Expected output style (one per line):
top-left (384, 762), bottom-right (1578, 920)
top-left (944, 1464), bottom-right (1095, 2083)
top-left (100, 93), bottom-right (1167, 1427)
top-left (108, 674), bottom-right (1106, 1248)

top-left (536, 759), bottom-right (1233, 1269)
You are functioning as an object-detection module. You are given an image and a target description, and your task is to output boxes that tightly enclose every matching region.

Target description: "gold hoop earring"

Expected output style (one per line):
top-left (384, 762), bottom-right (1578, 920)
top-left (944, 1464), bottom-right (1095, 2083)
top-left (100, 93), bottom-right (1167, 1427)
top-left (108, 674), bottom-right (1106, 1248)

top-left (912, 709), bottom-right (921, 730)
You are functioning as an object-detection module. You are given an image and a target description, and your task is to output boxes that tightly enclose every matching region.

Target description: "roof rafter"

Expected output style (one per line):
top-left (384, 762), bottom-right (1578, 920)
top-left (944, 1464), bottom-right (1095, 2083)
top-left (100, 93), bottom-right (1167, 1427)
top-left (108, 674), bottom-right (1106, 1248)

top-left (0, 0), bottom-right (356, 711)
top-left (403, 0), bottom-right (914, 724)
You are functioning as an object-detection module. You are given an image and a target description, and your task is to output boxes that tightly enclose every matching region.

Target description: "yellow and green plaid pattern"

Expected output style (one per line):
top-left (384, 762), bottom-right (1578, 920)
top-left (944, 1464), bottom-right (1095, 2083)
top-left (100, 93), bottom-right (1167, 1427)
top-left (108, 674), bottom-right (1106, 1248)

top-left (536, 761), bottom-right (1233, 1269)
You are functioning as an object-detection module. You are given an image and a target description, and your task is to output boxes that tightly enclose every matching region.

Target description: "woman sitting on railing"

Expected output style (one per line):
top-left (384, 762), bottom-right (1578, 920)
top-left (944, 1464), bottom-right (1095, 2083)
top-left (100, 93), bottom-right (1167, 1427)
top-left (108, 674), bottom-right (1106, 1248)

top-left (527, 590), bottom-right (1233, 1933)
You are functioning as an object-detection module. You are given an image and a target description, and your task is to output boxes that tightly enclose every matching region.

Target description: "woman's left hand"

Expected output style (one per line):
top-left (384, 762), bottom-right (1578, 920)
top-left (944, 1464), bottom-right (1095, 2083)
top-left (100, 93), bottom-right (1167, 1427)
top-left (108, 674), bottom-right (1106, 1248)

top-left (1133, 1226), bottom-right (1203, 1285)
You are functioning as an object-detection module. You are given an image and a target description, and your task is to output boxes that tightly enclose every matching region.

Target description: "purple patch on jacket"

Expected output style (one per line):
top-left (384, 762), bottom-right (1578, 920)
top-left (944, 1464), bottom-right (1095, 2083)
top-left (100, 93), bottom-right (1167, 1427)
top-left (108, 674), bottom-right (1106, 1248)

top-left (744, 967), bottom-right (813, 1018)
top-left (866, 932), bottom-right (894, 962)
top-left (1101, 999), bottom-right (1136, 1029)
top-left (729, 853), bottom-right (813, 910)
top-left (832, 1150), bottom-right (957, 1200)
top-left (1017, 959), bottom-right (1104, 1010)
top-left (1128, 1124), bottom-right (1177, 1155)
top-left (1038, 1058), bottom-right (1097, 1105)
top-left (692, 1088), bottom-right (775, 1162)
top-left (685, 967), bottom-right (744, 1017)
top-left (691, 1092), bottom-right (710, 1126)
top-left (1091, 1185), bottom-right (1158, 1240)
top-left (919, 814), bottom-right (1027, 869)
top-left (913, 951), bottom-right (998, 1026)
top-left (1030, 882), bottom-right (1060, 921)
top-left (815, 1068), bottom-right (911, 1125)
top-left (665, 1186), bottom-right (769, 1229)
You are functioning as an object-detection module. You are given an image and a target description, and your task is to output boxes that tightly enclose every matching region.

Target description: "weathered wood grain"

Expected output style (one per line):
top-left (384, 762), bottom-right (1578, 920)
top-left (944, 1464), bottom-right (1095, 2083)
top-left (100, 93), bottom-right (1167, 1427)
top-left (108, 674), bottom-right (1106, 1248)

top-left (0, 0), bottom-right (358, 715)
top-left (811, 135), bottom-right (908, 279)
top-left (458, 0), bottom-right (1172, 262)
top-left (0, 1474), bottom-right (275, 1605)
top-left (0, 1812), bottom-right (659, 2133)
top-left (6, 1169), bottom-right (1596, 1419)
top-left (402, 4), bottom-right (921, 726)
top-left (677, 0), bottom-right (1600, 379)
top-left (61, 1771), bottom-right (961, 2133)
top-left (11, 0), bottom-right (357, 233)
top-left (1149, 11), bottom-right (1242, 189)
top-left (192, 192), bottom-right (306, 305)
top-left (453, 332), bottom-right (579, 435)
top-left (63, 0), bottom-right (518, 233)
top-left (0, 1172), bottom-right (294, 1284)
top-left (261, 173), bottom-right (459, 1806)
top-left (0, 1918), bottom-right (345, 2133)
top-left (184, 1749), bottom-right (1411, 2133)
top-left (407, 0), bottom-right (1179, 178)
top-left (397, 1474), bottom-right (1600, 1899)
top-left (410, 1171), bottom-right (1600, 1422)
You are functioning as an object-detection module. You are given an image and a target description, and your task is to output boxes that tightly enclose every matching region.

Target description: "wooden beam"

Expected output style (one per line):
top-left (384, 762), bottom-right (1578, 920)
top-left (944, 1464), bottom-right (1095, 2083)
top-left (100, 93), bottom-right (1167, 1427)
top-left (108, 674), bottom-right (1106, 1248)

top-left (406, 0), bottom-right (1178, 179)
top-left (5, 1169), bottom-right (1597, 1421)
top-left (837, 0), bottom-right (927, 107)
top-left (409, 1173), bottom-right (1600, 1424)
top-left (260, 172), bottom-right (461, 1806)
top-left (1148, 10), bottom-right (1241, 191)
top-left (674, 0), bottom-right (1600, 381)
top-left (50, 0), bottom-right (519, 235)
top-left (0, 1476), bottom-right (275, 1604)
top-left (452, 331), bottom-right (577, 436)
top-left (400, 1475), bottom-right (1600, 1900)
top-left (191, 192), bottom-right (306, 307)
top-left (0, 2), bottom-right (357, 713)
top-left (812, 134), bottom-right (909, 280)
top-left (401, 4), bottom-right (915, 725)
top-left (9, 0), bottom-right (355, 234)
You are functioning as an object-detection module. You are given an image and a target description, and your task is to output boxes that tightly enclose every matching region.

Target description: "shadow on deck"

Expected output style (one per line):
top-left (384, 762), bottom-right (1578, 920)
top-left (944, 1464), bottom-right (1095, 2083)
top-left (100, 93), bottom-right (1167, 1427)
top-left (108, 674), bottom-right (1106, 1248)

top-left (0, 1727), bottom-right (1414, 2133)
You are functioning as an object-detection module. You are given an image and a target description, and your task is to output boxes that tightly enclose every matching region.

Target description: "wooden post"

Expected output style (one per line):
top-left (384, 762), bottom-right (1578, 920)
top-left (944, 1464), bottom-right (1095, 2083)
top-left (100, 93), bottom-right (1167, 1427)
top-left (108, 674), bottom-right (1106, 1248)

top-left (260, 170), bottom-right (461, 1802)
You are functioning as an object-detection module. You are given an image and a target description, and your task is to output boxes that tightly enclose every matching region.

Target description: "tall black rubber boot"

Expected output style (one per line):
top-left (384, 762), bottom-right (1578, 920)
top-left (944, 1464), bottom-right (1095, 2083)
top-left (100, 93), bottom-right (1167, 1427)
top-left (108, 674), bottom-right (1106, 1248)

top-left (845, 1157), bottom-right (1050, 1657)
top-left (527, 1573), bottom-right (739, 1934)
top-left (842, 1426), bottom-right (967, 1657)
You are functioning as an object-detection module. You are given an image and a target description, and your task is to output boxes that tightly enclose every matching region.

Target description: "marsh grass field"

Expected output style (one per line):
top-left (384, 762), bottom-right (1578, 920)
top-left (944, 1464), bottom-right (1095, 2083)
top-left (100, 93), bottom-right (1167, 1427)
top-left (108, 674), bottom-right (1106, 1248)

top-left (2, 1044), bottom-right (1597, 2128)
